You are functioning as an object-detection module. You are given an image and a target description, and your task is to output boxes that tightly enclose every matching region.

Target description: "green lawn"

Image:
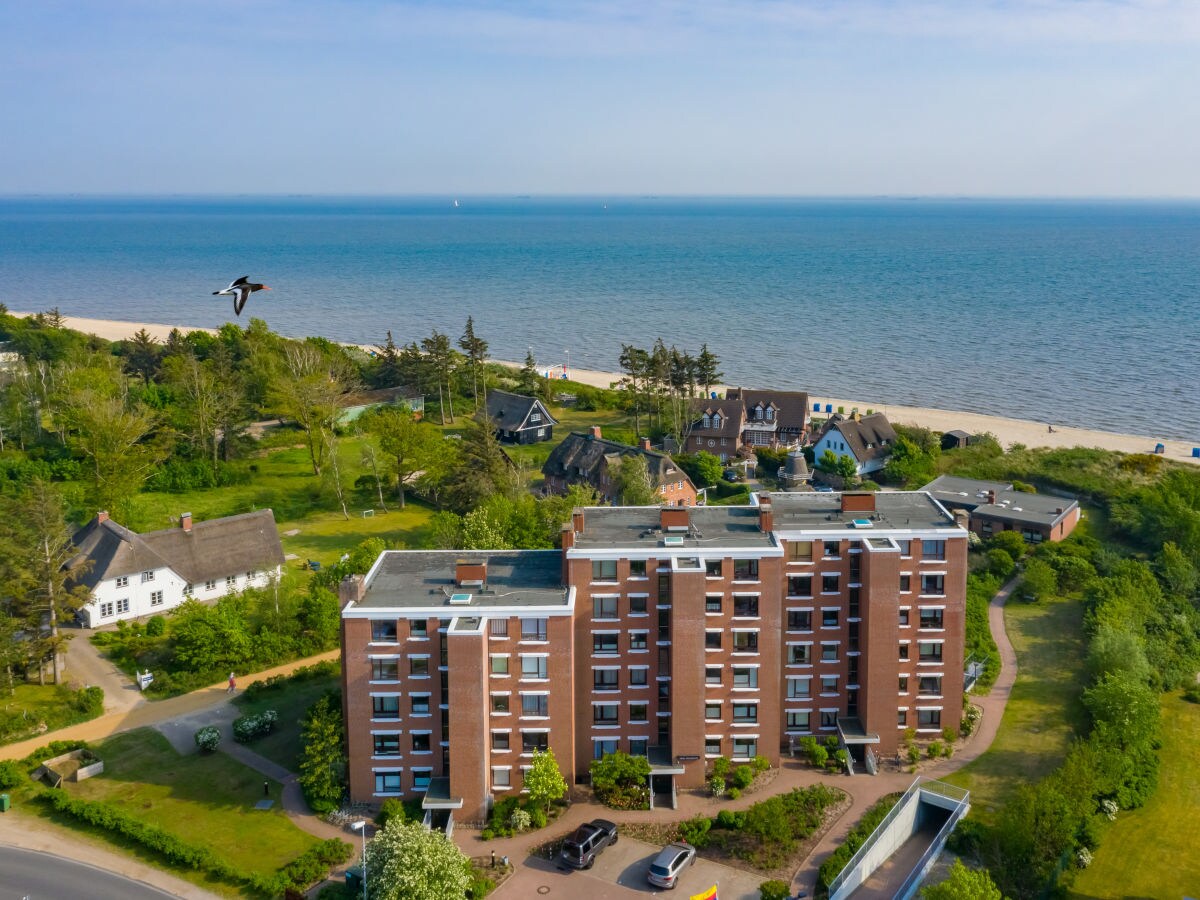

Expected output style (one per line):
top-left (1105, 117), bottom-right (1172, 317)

top-left (943, 593), bottom-right (1090, 820)
top-left (0, 683), bottom-right (103, 746)
top-left (1069, 692), bottom-right (1200, 899)
top-left (62, 729), bottom-right (319, 891)
top-left (233, 670), bottom-right (341, 773)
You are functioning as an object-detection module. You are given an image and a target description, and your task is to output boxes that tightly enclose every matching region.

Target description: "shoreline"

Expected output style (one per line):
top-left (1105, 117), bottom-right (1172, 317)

top-left (14, 312), bottom-right (1200, 467)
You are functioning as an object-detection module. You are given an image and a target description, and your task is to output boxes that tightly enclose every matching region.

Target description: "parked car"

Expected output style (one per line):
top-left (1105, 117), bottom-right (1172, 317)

top-left (559, 819), bottom-right (618, 869)
top-left (646, 842), bottom-right (696, 889)
top-left (723, 467), bottom-right (742, 482)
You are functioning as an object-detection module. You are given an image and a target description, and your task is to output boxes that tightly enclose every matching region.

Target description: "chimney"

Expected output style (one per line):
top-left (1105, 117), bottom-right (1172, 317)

top-left (572, 509), bottom-right (585, 534)
top-left (841, 492), bottom-right (876, 514)
top-left (640, 437), bottom-right (651, 451)
top-left (1055, 507), bottom-right (1064, 515)
top-left (180, 512), bottom-right (192, 534)
top-left (96, 510), bottom-right (109, 524)
top-left (560, 524), bottom-right (575, 550)
top-left (455, 559), bottom-right (487, 588)
top-left (338, 573), bottom-right (366, 610)
top-left (661, 507), bottom-right (690, 532)
top-left (589, 425), bottom-right (602, 440)
top-left (986, 490), bottom-right (996, 505)
top-left (759, 496), bottom-right (774, 533)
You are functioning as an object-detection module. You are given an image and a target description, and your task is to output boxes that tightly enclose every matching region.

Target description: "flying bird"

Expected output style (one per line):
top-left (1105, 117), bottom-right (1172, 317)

top-left (213, 276), bottom-right (271, 316)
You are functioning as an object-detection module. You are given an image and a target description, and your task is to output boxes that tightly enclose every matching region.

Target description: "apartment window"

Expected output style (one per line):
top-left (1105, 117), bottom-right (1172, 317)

top-left (520, 618), bottom-right (548, 641)
top-left (820, 642), bottom-right (839, 662)
top-left (898, 540), bottom-right (912, 557)
top-left (371, 659), bottom-right (399, 681)
top-left (899, 676), bottom-right (909, 693)
top-left (372, 696), bottom-right (400, 719)
top-left (630, 560), bottom-right (647, 578)
top-left (629, 595), bottom-right (647, 615)
top-left (204, 579), bottom-right (216, 591)
top-left (593, 633), bottom-right (619, 654)
top-left (372, 734), bottom-right (401, 756)
top-left (821, 609), bottom-right (839, 628)
top-left (698, 667), bottom-right (720, 689)
top-left (918, 709), bottom-right (942, 729)
top-left (921, 575), bottom-right (945, 596)
top-left (787, 610), bottom-right (812, 632)
top-left (705, 631), bottom-right (722, 650)
top-left (115, 575), bottom-right (129, 588)
top-left (820, 675), bottom-right (839, 694)
top-left (732, 631), bottom-right (758, 653)
top-left (593, 669), bottom-right (619, 691)
top-left (629, 738), bottom-right (649, 757)
top-left (920, 609), bottom-right (945, 630)
top-left (628, 667), bottom-right (648, 687)
top-left (492, 731), bottom-right (510, 751)
top-left (733, 559), bottom-right (759, 580)
top-left (149, 591), bottom-right (163, 607)
top-left (787, 711), bottom-right (811, 731)
top-left (702, 559), bottom-right (722, 578)
top-left (374, 772), bottom-right (402, 794)
top-left (899, 574), bottom-right (911, 593)
top-left (410, 619), bottom-right (428, 639)
top-left (918, 642), bottom-right (944, 662)
top-left (412, 733), bottom-right (432, 753)
top-left (789, 645), bottom-right (812, 665)
top-left (593, 739), bottom-right (618, 760)
top-left (733, 595), bottom-right (759, 618)
top-left (521, 655), bottom-right (548, 679)
top-left (371, 620), bottom-right (398, 642)
top-left (922, 540), bottom-right (946, 561)
top-left (410, 694), bottom-right (430, 715)
top-left (629, 703), bottom-right (649, 723)
top-left (491, 694), bottom-right (511, 714)
top-left (705, 737), bottom-right (723, 756)
top-left (99, 602), bottom-right (114, 618)
top-left (490, 655), bottom-right (509, 676)
top-left (492, 767), bottom-right (512, 788)
top-left (409, 657), bottom-right (430, 676)
top-left (141, 570), bottom-right (155, 583)
top-left (821, 574), bottom-right (840, 594)
top-left (705, 595), bottom-right (723, 614)
top-left (522, 732), bottom-right (549, 753)
top-left (733, 667), bottom-right (758, 689)
top-left (899, 608), bottom-right (910, 627)
top-left (919, 675), bottom-right (943, 696)
top-left (788, 541), bottom-right (813, 561)
top-left (593, 596), bottom-right (619, 619)
top-left (226, 575), bottom-right (237, 588)
top-left (732, 737), bottom-right (758, 759)
top-left (522, 695), bottom-right (549, 718)
top-left (592, 559), bottom-right (618, 582)
top-left (705, 702), bottom-right (722, 721)
top-left (630, 631), bottom-right (648, 651)
top-left (820, 711), bottom-right (838, 729)
top-left (898, 709), bottom-right (908, 727)
top-left (412, 769), bottom-right (432, 790)
top-left (823, 541), bottom-right (840, 558)
top-left (788, 575), bottom-right (813, 598)
top-left (787, 677), bottom-right (811, 699)
top-left (593, 704), bottom-right (619, 725)
top-left (899, 643), bottom-right (910, 661)
top-left (732, 703), bottom-right (758, 723)
top-left (490, 619), bottom-right (509, 638)
top-left (116, 598), bottom-right (130, 614)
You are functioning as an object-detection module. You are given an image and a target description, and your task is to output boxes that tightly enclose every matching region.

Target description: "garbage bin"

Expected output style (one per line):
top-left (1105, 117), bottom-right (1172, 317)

top-left (0, 793), bottom-right (10, 812)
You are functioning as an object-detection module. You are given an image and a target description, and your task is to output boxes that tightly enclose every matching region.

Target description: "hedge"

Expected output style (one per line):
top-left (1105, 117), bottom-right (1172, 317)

top-left (817, 793), bottom-right (902, 892)
top-left (233, 709), bottom-right (279, 743)
top-left (240, 660), bottom-right (340, 703)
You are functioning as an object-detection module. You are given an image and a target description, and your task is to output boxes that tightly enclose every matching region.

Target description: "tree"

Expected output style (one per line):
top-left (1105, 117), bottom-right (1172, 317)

top-left (121, 328), bottom-right (162, 385)
top-left (365, 819), bottom-right (473, 900)
top-left (457, 317), bottom-right (489, 412)
top-left (616, 344), bottom-right (651, 437)
top-left (442, 418), bottom-right (514, 514)
top-left (920, 859), bottom-right (1003, 900)
top-left (989, 531), bottom-right (1027, 561)
top-left (1083, 671), bottom-right (1160, 751)
top-left (515, 349), bottom-right (542, 396)
top-left (270, 342), bottom-right (355, 476)
top-left (986, 548), bottom-right (1015, 579)
top-left (420, 330), bottom-right (459, 424)
top-left (363, 406), bottom-right (442, 508)
top-left (1020, 557), bottom-right (1058, 601)
top-left (694, 343), bottom-right (723, 398)
top-left (986, 781), bottom-right (1078, 899)
top-left (610, 454), bottom-right (658, 506)
top-left (1086, 624), bottom-right (1151, 683)
top-left (372, 330), bottom-right (403, 388)
top-left (525, 747), bottom-right (568, 813)
top-left (297, 692), bottom-right (346, 814)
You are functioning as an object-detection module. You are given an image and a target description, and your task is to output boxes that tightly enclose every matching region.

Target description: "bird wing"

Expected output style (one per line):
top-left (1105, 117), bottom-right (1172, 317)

top-left (233, 286), bottom-right (250, 316)
top-left (231, 276), bottom-right (250, 287)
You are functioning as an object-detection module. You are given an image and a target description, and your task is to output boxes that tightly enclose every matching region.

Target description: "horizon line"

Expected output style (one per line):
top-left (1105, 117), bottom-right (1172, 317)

top-left (1, 192), bottom-right (1199, 203)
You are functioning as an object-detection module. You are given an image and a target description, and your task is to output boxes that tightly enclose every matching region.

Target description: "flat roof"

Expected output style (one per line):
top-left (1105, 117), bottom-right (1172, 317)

top-left (353, 550), bottom-right (568, 611)
top-left (572, 506), bottom-right (775, 551)
top-left (922, 475), bottom-right (1077, 527)
top-left (764, 491), bottom-right (960, 532)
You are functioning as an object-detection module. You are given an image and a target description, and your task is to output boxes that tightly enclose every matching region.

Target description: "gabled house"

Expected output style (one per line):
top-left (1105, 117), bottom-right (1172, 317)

top-left (67, 510), bottom-right (286, 628)
top-left (811, 411), bottom-right (897, 476)
top-left (483, 389), bottom-right (558, 444)
top-left (687, 388), bottom-right (810, 462)
top-left (542, 426), bottom-right (697, 506)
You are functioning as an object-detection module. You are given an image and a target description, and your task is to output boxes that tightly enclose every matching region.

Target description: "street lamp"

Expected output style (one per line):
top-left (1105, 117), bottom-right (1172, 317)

top-left (350, 820), bottom-right (368, 900)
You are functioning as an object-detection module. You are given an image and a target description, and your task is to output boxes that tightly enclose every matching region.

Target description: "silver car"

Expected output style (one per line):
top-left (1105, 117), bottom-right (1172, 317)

top-left (646, 842), bottom-right (696, 889)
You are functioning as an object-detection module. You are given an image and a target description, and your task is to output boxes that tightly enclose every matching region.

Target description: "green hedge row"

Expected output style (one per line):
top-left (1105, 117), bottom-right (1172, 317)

top-left (817, 793), bottom-right (902, 892)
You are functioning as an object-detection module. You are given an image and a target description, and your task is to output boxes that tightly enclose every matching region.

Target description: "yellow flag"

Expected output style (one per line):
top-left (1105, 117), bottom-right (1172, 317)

top-left (690, 886), bottom-right (718, 900)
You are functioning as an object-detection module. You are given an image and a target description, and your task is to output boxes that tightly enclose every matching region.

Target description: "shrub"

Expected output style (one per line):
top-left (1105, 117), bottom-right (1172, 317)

top-left (679, 815), bottom-right (712, 848)
top-left (907, 744), bottom-right (922, 765)
top-left (708, 775), bottom-right (726, 798)
top-left (375, 798), bottom-right (408, 828)
top-left (1183, 684), bottom-right (1200, 704)
top-left (145, 615), bottom-right (166, 637)
top-left (480, 828), bottom-right (494, 841)
top-left (233, 709), bottom-right (278, 743)
top-left (942, 726), bottom-right (958, 744)
top-left (927, 741), bottom-right (943, 759)
top-left (590, 751), bottom-right (651, 810)
top-left (529, 807), bottom-right (547, 830)
top-left (759, 880), bottom-right (791, 900)
top-left (466, 872), bottom-right (496, 899)
top-left (0, 759), bottom-right (24, 789)
top-left (809, 744), bottom-right (828, 768)
top-left (944, 816), bottom-right (988, 856)
top-left (715, 809), bottom-right (743, 830)
top-left (752, 754), bottom-right (770, 774)
top-left (194, 725), bottom-right (221, 753)
top-left (728, 787), bottom-right (741, 800)
top-left (732, 765), bottom-right (755, 790)
top-left (833, 749), bottom-right (850, 770)
top-left (509, 808), bottom-right (532, 833)
top-left (711, 756), bottom-right (731, 780)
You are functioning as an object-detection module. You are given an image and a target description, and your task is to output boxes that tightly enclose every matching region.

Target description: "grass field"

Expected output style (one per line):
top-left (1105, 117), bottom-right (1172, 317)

top-left (1068, 692), bottom-right (1200, 899)
top-left (943, 592), bottom-right (1090, 820)
top-left (0, 683), bottom-right (103, 747)
top-left (233, 670), bottom-right (341, 773)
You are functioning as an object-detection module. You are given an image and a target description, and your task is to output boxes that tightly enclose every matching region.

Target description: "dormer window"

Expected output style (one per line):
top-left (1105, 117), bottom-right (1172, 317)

top-left (766, 407), bottom-right (775, 422)
top-left (712, 414), bottom-right (721, 428)
top-left (703, 415), bottom-right (711, 428)
top-left (755, 405), bottom-right (764, 420)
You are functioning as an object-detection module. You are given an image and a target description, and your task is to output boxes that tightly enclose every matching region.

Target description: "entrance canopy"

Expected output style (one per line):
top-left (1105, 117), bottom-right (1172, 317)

top-left (837, 716), bottom-right (880, 745)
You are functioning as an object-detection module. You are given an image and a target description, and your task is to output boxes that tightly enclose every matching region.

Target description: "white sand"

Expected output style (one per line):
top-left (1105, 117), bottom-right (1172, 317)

top-left (16, 312), bottom-right (1199, 467)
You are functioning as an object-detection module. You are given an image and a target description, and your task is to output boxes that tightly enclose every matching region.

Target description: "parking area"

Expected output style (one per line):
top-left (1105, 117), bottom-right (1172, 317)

top-left (493, 837), bottom-right (767, 900)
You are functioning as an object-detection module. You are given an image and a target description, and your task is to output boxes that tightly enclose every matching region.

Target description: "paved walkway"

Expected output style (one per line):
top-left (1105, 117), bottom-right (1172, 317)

top-left (61, 628), bottom-right (146, 715)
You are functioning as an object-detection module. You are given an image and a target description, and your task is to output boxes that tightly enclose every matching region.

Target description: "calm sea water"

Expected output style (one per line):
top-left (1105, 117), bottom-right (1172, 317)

top-left (1, 197), bottom-right (1198, 440)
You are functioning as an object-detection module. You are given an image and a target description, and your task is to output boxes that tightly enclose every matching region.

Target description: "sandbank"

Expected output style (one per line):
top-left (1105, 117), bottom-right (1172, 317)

top-left (14, 313), bottom-right (1199, 467)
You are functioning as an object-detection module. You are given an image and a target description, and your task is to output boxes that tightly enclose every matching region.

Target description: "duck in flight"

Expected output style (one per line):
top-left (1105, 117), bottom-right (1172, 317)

top-left (213, 276), bottom-right (271, 316)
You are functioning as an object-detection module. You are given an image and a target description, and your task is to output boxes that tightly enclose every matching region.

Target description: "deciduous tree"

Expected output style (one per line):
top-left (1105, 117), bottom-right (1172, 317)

top-left (365, 819), bottom-right (473, 900)
top-left (298, 692), bottom-right (346, 814)
top-left (610, 454), bottom-right (658, 506)
top-left (363, 406), bottom-right (442, 508)
top-left (525, 747), bottom-right (568, 813)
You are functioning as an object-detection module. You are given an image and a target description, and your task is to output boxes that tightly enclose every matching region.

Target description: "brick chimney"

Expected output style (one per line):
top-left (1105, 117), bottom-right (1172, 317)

top-left (661, 507), bottom-right (690, 532)
top-left (572, 509), bottom-right (585, 534)
top-left (560, 524), bottom-right (575, 550)
top-left (180, 512), bottom-right (192, 533)
top-left (758, 495), bottom-right (774, 532)
top-left (986, 490), bottom-right (996, 505)
top-left (455, 559), bottom-right (487, 588)
top-left (589, 425), bottom-right (602, 440)
top-left (96, 510), bottom-right (109, 524)
top-left (338, 573), bottom-right (366, 610)
top-left (841, 492), bottom-right (876, 514)
top-left (639, 437), bottom-right (652, 451)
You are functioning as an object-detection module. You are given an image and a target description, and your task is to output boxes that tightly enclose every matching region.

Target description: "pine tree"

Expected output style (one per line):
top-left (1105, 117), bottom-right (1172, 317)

top-left (457, 316), bottom-right (489, 412)
top-left (516, 349), bottom-right (542, 396)
top-left (695, 343), bottom-right (723, 398)
top-left (297, 692), bottom-right (347, 814)
top-left (373, 330), bottom-right (403, 388)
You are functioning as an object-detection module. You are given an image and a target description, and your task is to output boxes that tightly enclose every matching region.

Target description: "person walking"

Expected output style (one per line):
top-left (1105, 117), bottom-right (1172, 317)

top-left (228, 672), bottom-right (237, 693)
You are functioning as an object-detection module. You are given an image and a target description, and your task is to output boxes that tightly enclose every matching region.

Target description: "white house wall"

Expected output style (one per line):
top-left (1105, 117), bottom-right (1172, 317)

top-left (812, 428), bottom-right (886, 476)
top-left (82, 565), bottom-right (282, 628)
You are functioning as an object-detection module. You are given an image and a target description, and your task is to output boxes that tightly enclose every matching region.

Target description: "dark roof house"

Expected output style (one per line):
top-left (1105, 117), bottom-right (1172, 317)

top-left (686, 388), bottom-right (810, 462)
top-left (922, 475), bottom-right (1081, 543)
top-left (811, 412), bottom-right (897, 475)
top-left (542, 427), bottom-right (697, 506)
top-left (483, 389), bottom-right (559, 444)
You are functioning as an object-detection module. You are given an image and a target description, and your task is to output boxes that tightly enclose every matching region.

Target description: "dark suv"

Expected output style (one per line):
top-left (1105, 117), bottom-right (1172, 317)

top-left (559, 819), bottom-right (619, 869)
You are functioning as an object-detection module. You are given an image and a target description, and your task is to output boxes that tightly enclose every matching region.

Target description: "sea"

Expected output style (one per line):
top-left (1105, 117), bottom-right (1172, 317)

top-left (1, 196), bottom-right (1198, 441)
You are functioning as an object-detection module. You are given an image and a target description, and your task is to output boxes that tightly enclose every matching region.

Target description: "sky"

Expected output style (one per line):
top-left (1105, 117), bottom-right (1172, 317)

top-left (0, 0), bottom-right (1197, 196)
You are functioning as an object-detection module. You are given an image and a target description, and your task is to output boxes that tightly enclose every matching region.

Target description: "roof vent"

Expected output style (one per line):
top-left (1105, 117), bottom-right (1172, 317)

top-left (662, 535), bottom-right (685, 547)
top-left (449, 593), bottom-right (472, 605)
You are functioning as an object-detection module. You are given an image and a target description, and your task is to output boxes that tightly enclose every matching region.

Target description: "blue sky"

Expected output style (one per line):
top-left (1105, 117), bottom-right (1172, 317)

top-left (0, 1), bottom-right (1196, 196)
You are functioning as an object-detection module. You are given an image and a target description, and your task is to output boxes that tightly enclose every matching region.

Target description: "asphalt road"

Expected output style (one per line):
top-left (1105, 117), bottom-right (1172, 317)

top-left (0, 846), bottom-right (178, 900)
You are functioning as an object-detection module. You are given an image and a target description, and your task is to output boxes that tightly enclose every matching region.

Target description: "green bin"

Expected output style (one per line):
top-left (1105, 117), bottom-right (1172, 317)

top-left (0, 793), bottom-right (10, 812)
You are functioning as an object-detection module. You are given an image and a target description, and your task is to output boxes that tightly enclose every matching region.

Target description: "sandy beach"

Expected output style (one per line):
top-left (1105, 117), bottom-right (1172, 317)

top-left (16, 312), bottom-right (1200, 467)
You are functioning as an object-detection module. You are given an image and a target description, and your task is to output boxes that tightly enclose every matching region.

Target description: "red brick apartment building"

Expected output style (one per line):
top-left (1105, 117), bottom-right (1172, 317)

top-left (339, 492), bottom-right (966, 825)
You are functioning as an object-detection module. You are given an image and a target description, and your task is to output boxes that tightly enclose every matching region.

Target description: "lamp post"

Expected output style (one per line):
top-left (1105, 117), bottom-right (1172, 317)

top-left (350, 820), bottom-right (368, 900)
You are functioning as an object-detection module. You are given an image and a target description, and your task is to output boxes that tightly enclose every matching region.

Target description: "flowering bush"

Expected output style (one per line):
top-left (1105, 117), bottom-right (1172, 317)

top-left (1100, 799), bottom-right (1118, 821)
top-left (232, 709), bottom-right (278, 743)
top-left (194, 726), bottom-right (221, 753)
